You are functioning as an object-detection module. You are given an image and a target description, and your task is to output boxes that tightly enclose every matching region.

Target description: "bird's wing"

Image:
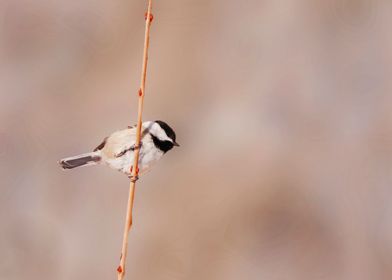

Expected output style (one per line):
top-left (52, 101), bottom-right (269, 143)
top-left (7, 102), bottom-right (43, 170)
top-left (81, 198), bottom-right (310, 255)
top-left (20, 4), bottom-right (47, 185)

top-left (101, 126), bottom-right (149, 159)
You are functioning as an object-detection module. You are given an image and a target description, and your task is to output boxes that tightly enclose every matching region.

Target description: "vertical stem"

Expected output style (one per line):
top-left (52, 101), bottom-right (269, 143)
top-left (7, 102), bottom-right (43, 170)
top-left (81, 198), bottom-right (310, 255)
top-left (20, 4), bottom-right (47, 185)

top-left (117, 1), bottom-right (153, 279)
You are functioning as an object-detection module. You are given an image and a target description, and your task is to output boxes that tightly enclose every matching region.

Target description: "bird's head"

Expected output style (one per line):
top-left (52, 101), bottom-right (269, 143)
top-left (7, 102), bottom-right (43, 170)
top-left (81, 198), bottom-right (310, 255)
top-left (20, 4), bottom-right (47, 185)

top-left (146, 120), bottom-right (179, 153)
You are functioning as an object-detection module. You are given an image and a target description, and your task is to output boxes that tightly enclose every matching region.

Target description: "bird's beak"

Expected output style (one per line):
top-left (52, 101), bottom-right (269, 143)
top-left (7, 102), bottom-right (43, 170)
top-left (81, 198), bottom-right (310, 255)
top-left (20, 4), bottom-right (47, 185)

top-left (173, 141), bottom-right (180, 147)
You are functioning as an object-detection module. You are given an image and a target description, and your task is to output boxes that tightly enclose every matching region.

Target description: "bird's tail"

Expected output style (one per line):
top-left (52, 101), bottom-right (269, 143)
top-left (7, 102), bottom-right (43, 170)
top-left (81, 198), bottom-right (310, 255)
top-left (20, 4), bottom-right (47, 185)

top-left (59, 152), bottom-right (101, 170)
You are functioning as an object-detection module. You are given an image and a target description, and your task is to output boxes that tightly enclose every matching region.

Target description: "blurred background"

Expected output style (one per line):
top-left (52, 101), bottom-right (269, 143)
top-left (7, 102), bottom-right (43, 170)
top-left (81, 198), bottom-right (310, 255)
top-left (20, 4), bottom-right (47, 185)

top-left (1, 0), bottom-right (392, 279)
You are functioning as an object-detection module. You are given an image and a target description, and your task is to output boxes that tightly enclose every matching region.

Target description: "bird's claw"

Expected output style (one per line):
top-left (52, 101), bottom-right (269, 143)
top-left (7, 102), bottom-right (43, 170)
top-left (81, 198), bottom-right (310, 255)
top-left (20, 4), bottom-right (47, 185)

top-left (131, 142), bottom-right (142, 151)
top-left (128, 175), bottom-right (139, 183)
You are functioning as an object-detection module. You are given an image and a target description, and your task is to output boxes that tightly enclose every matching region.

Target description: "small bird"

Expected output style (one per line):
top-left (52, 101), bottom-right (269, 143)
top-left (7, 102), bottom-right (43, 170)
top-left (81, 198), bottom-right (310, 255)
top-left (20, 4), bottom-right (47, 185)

top-left (59, 120), bottom-right (179, 180)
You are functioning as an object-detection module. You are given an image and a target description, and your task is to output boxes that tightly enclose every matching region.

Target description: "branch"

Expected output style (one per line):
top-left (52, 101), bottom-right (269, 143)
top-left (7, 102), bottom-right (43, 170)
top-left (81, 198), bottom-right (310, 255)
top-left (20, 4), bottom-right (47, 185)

top-left (117, 1), bottom-right (153, 279)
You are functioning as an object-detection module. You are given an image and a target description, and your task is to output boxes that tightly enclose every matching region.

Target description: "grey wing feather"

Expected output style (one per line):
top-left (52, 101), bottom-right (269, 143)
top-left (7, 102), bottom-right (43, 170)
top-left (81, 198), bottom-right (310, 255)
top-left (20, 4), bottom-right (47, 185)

top-left (113, 126), bottom-right (148, 157)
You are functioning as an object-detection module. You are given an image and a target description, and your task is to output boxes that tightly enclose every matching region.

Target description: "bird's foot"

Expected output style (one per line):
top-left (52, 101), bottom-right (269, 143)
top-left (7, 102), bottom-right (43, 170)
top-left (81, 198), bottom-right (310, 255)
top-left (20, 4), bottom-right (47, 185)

top-left (128, 175), bottom-right (139, 183)
top-left (128, 166), bottom-right (140, 182)
top-left (131, 142), bottom-right (142, 151)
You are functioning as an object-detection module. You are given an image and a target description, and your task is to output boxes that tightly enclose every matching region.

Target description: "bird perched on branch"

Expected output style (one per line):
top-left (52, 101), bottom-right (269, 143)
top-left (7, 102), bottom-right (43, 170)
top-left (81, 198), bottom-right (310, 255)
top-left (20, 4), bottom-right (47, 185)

top-left (59, 120), bottom-right (179, 180)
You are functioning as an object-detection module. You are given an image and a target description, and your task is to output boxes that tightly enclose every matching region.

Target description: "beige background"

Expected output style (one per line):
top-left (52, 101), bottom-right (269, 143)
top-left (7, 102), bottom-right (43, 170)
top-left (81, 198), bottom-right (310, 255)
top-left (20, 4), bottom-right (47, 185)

top-left (1, 0), bottom-right (392, 279)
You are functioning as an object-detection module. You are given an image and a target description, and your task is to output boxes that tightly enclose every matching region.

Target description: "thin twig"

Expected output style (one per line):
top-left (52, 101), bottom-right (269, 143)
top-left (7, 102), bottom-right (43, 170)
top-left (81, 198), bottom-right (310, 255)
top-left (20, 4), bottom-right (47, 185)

top-left (117, 1), bottom-right (153, 279)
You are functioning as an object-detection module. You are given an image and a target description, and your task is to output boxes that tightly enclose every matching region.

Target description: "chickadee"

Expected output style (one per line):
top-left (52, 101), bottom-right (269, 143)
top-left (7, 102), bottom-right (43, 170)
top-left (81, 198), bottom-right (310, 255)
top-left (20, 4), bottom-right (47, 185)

top-left (59, 120), bottom-right (179, 180)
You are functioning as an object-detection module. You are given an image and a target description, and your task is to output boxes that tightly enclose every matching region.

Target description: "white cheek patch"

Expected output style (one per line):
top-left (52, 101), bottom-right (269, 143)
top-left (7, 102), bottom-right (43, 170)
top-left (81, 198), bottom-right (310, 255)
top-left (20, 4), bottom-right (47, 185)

top-left (150, 122), bottom-right (172, 142)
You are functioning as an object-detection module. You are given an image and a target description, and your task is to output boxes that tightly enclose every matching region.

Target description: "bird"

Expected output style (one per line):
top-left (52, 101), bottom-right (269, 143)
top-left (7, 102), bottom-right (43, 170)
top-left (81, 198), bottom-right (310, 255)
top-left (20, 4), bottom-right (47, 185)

top-left (59, 120), bottom-right (179, 181)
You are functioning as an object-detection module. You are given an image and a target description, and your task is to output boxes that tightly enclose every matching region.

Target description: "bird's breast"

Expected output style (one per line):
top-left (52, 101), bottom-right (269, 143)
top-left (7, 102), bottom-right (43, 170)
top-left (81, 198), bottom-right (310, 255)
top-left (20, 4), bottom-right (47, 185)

top-left (101, 134), bottom-right (164, 175)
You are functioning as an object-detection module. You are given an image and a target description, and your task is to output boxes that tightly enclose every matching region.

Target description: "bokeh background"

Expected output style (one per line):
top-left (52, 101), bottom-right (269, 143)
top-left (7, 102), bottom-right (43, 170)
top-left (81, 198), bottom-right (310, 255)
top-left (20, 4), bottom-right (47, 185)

top-left (1, 0), bottom-right (392, 279)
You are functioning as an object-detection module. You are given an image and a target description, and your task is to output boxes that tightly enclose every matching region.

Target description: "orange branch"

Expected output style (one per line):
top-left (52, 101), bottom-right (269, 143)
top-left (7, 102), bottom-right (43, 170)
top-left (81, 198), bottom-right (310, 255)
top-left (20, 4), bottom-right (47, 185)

top-left (117, 1), bottom-right (153, 279)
